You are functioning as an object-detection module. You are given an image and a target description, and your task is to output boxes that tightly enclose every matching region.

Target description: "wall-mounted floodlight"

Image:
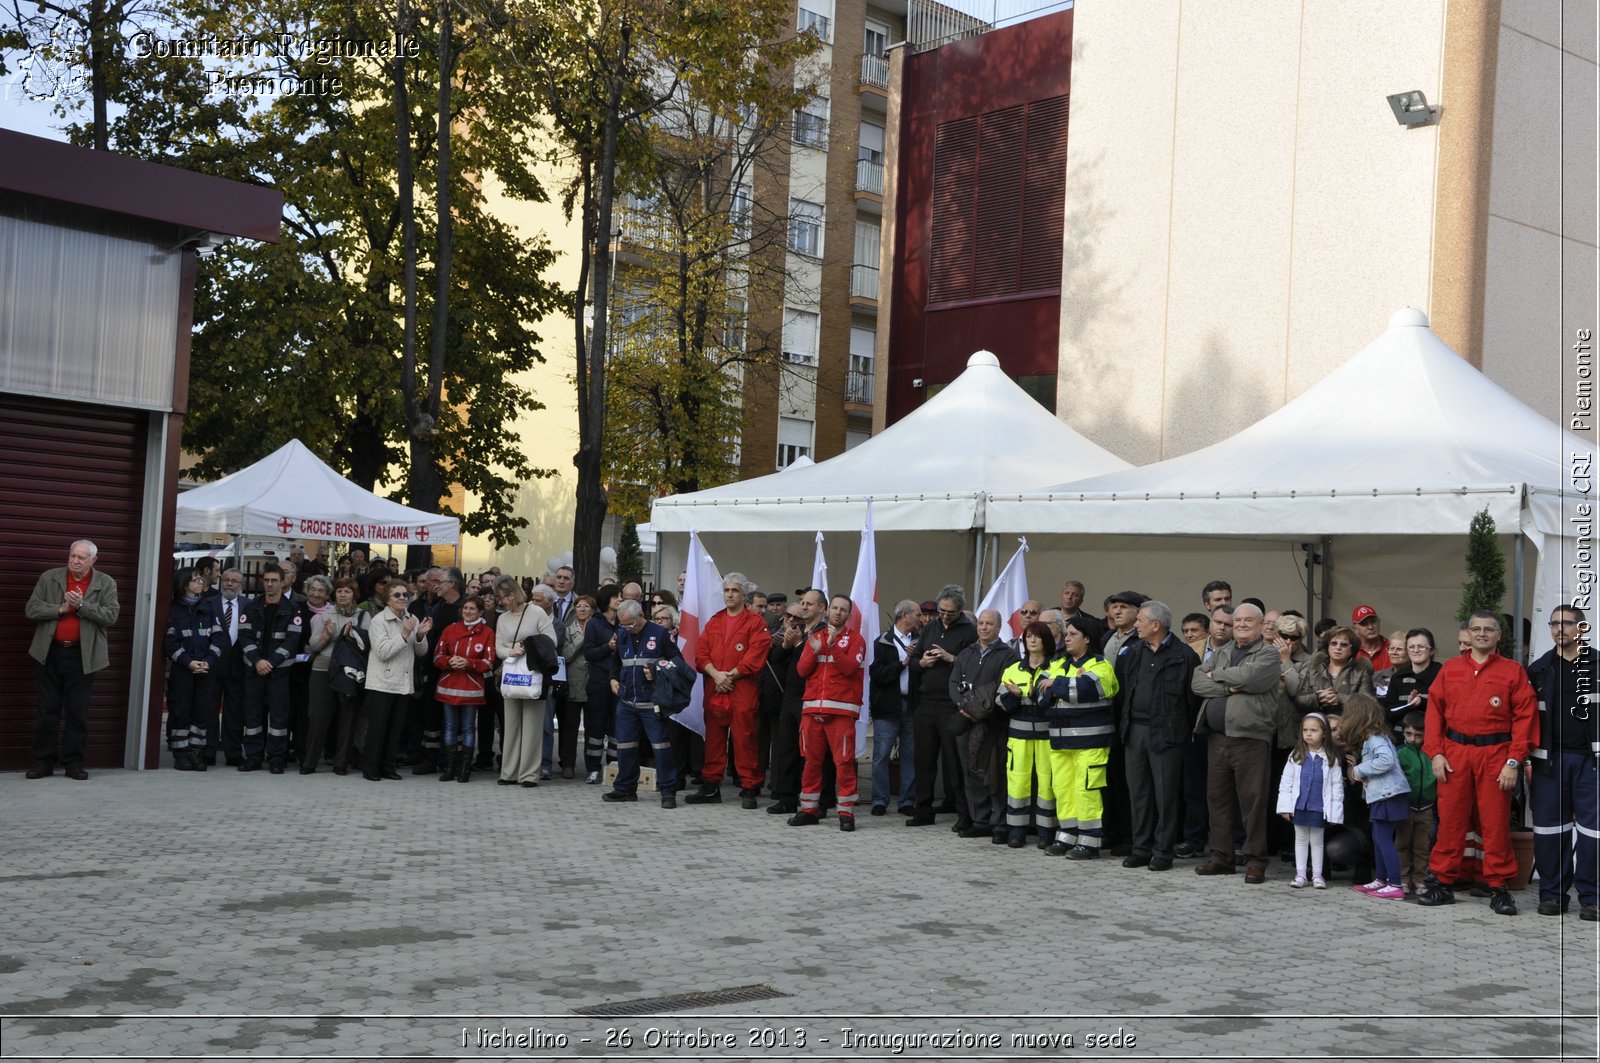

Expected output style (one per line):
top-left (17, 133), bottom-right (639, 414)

top-left (1386, 90), bottom-right (1437, 127)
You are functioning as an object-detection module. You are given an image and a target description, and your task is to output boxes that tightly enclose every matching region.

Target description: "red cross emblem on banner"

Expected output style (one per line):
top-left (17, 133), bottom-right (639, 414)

top-left (277, 517), bottom-right (293, 534)
top-left (416, 526), bottom-right (430, 541)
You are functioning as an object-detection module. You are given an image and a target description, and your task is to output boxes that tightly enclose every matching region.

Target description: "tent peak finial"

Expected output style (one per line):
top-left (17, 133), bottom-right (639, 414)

top-left (968, 350), bottom-right (1000, 368)
top-left (1389, 307), bottom-right (1429, 329)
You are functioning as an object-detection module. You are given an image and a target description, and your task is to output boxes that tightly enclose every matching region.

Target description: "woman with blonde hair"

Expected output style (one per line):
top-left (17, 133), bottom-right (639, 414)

top-left (494, 575), bottom-right (555, 788)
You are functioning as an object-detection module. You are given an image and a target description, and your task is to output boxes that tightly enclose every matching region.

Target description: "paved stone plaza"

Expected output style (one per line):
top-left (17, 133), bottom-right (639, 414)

top-left (1, 766), bottom-right (1595, 1061)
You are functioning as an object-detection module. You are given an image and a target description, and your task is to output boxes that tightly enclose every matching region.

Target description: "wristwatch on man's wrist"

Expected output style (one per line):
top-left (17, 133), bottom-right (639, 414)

top-left (1504, 758), bottom-right (1520, 769)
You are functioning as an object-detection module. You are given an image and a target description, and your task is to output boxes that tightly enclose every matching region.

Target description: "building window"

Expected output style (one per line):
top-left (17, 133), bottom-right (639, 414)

top-left (864, 19), bottom-right (890, 57)
top-left (777, 416), bottom-right (815, 469)
top-left (788, 199), bottom-right (824, 257)
top-left (792, 96), bottom-right (830, 149)
top-left (798, 0), bottom-right (832, 42)
top-left (848, 326), bottom-right (875, 403)
top-left (781, 308), bottom-right (819, 364)
top-left (730, 184), bottom-right (752, 241)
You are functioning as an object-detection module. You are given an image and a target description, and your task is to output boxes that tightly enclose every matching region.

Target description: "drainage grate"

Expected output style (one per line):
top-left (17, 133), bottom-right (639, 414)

top-left (573, 984), bottom-right (789, 1017)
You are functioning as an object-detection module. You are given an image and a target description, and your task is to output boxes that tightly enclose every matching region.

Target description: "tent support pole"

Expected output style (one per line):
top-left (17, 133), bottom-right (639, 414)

top-left (972, 531), bottom-right (984, 602)
top-left (1513, 534), bottom-right (1526, 663)
top-left (1303, 542), bottom-right (1315, 630)
top-left (1319, 536), bottom-right (1333, 623)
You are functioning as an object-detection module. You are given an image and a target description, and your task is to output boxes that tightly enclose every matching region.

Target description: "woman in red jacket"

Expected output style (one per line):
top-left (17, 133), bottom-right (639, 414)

top-left (433, 595), bottom-right (496, 782)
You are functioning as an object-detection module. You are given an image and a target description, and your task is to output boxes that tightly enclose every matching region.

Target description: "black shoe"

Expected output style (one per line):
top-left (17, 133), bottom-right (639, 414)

top-left (381, 769), bottom-right (403, 781)
top-left (268, 759), bottom-right (285, 774)
top-left (1007, 831), bottom-right (1026, 849)
top-left (298, 766), bottom-right (316, 776)
top-left (412, 761), bottom-right (436, 776)
top-left (239, 758), bottom-right (263, 773)
top-left (1173, 842), bottom-right (1202, 859)
top-left (1046, 842), bottom-right (1071, 856)
top-left (26, 764), bottom-right (55, 779)
top-left (1582, 905), bottom-right (1599, 922)
top-left (519, 780), bottom-right (539, 788)
top-left (64, 765), bottom-right (89, 781)
top-left (951, 818), bottom-right (973, 834)
top-left (601, 790), bottom-right (637, 802)
top-left (1036, 835), bottom-right (1053, 850)
top-left (496, 778), bottom-right (516, 786)
top-left (1538, 899), bottom-right (1566, 916)
top-left (1122, 853), bottom-right (1152, 869)
top-left (839, 816), bottom-right (855, 833)
top-left (224, 755), bottom-right (243, 767)
top-left (1467, 881), bottom-right (1493, 898)
top-left (739, 788), bottom-right (759, 810)
top-left (958, 825), bottom-right (990, 839)
top-left (660, 794), bottom-right (677, 809)
top-left (905, 813), bottom-right (936, 827)
top-left (1149, 856), bottom-right (1174, 871)
top-left (438, 754), bottom-right (458, 783)
top-left (991, 829), bottom-right (1009, 845)
top-left (192, 755), bottom-right (207, 772)
top-left (787, 811), bottom-right (820, 826)
top-left (1415, 881), bottom-right (1456, 907)
top-left (766, 801), bottom-right (797, 815)
top-left (1489, 888), bottom-right (1518, 916)
top-left (871, 805), bottom-right (887, 817)
top-left (1065, 845), bottom-right (1100, 860)
top-left (684, 784), bottom-right (722, 804)
top-left (362, 772), bottom-right (383, 781)
top-left (333, 766), bottom-right (349, 776)
top-left (172, 751), bottom-right (197, 772)
top-left (897, 805), bottom-right (916, 816)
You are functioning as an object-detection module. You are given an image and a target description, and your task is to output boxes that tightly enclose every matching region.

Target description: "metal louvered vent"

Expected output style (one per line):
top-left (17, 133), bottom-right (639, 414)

top-left (573, 984), bottom-right (789, 1017)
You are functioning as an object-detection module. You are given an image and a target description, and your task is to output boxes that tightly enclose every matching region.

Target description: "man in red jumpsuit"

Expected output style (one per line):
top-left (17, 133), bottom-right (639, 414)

top-left (690, 573), bottom-right (773, 807)
top-left (790, 594), bottom-right (868, 832)
top-left (1419, 610), bottom-right (1538, 914)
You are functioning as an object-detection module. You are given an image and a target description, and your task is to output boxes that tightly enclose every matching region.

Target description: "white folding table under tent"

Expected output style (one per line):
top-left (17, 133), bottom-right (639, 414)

top-left (650, 350), bottom-right (1132, 610)
top-left (985, 309), bottom-right (1594, 655)
top-left (175, 438), bottom-right (461, 551)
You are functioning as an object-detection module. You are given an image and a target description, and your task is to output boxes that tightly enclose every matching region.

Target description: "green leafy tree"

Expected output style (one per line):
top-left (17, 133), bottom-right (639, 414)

top-left (602, 9), bottom-right (821, 521)
top-left (615, 517), bottom-right (643, 586)
top-left (38, 0), bottom-right (565, 549)
top-left (1457, 505), bottom-right (1513, 656)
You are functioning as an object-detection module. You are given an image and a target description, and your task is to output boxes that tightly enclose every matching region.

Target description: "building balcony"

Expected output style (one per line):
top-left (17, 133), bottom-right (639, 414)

top-left (846, 369), bottom-right (874, 405)
top-left (850, 263), bottom-right (879, 302)
top-left (855, 159), bottom-right (884, 196)
top-left (860, 53), bottom-right (889, 89)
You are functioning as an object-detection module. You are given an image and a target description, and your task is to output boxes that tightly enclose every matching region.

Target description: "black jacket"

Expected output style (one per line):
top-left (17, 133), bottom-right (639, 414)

top-left (948, 638), bottom-right (1019, 723)
top-left (912, 612), bottom-right (977, 708)
top-left (1526, 645), bottom-right (1600, 756)
top-left (1114, 633), bottom-right (1201, 750)
top-left (869, 628), bottom-right (916, 719)
top-left (240, 595), bottom-right (304, 669)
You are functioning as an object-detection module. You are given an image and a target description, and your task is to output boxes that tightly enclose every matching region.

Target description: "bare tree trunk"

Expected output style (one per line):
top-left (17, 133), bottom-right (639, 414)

top-left (571, 40), bottom-right (627, 592)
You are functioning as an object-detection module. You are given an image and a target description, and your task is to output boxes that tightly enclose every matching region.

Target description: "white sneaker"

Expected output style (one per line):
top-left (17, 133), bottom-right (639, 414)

top-left (1289, 875), bottom-right (1309, 889)
top-left (1312, 876), bottom-right (1327, 889)
top-left (586, 771), bottom-right (600, 784)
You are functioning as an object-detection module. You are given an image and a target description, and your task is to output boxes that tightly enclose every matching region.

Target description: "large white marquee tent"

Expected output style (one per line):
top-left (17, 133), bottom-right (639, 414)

top-left (987, 309), bottom-right (1593, 654)
top-left (650, 350), bottom-right (1131, 605)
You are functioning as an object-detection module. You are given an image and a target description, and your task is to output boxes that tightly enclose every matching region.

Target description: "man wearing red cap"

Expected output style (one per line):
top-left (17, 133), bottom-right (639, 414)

top-left (1351, 605), bottom-right (1392, 672)
top-left (1418, 610), bottom-right (1537, 914)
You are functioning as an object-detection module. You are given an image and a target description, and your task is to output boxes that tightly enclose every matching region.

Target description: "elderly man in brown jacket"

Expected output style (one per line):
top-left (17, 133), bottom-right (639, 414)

top-left (25, 540), bottom-right (120, 780)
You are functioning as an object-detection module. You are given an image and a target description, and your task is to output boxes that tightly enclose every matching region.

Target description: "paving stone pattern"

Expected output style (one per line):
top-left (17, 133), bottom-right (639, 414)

top-left (1, 768), bottom-right (1595, 1061)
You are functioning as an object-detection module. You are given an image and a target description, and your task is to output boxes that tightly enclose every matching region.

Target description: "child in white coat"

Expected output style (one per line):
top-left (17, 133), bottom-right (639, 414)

top-left (1277, 712), bottom-right (1345, 888)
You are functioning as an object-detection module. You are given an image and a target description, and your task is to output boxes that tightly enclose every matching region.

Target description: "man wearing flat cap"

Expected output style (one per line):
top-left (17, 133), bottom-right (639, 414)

top-left (1103, 591), bottom-right (1149, 661)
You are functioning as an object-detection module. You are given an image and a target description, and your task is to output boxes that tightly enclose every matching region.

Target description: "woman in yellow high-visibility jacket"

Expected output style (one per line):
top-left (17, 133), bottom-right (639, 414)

top-left (997, 622), bottom-right (1067, 849)
top-left (1044, 616), bottom-right (1120, 858)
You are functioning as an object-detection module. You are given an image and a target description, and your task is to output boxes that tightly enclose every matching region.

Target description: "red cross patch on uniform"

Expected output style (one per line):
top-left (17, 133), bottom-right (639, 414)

top-left (735, 642), bottom-right (745, 652)
top-left (838, 635), bottom-right (849, 647)
top-left (1490, 695), bottom-right (1502, 707)
top-left (646, 638), bottom-right (657, 650)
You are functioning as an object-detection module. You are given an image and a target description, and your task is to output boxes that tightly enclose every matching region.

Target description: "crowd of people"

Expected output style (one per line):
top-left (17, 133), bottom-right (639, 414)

top-left (23, 542), bottom-right (1597, 921)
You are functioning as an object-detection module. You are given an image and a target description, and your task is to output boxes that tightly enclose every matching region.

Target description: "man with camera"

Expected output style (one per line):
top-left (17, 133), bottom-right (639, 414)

top-left (948, 608), bottom-right (1020, 840)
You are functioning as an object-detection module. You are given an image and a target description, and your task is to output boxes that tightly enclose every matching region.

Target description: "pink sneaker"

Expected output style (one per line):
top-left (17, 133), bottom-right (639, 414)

top-left (1351, 879), bottom-right (1384, 895)
top-left (1373, 884), bottom-right (1405, 900)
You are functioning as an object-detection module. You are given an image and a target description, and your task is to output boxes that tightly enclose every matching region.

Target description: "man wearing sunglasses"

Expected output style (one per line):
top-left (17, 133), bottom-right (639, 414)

top-left (1525, 605), bottom-right (1600, 920)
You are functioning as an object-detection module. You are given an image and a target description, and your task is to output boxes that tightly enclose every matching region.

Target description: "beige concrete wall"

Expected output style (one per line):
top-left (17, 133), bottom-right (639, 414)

top-left (1480, 1), bottom-right (1598, 429)
top-left (1058, 0), bottom-right (1445, 465)
top-left (457, 167), bottom-right (581, 576)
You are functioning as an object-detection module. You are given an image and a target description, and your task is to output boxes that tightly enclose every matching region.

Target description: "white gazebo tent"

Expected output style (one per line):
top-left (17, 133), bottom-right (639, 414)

top-left (986, 309), bottom-right (1594, 656)
top-left (650, 350), bottom-right (1132, 607)
top-left (176, 438), bottom-right (460, 548)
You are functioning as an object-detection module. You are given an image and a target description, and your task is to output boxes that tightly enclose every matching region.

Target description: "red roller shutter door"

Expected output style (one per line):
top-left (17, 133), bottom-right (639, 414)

top-left (0, 393), bottom-right (147, 770)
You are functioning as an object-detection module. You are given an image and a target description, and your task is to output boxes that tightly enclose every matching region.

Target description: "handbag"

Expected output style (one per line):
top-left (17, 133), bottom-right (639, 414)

top-left (498, 608), bottom-right (544, 701)
top-left (501, 655), bottom-right (545, 700)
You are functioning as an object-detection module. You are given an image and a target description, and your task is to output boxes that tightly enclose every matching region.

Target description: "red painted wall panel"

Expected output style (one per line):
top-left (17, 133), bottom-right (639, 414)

top-left (888, 9), bottom-right (1072, 422)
